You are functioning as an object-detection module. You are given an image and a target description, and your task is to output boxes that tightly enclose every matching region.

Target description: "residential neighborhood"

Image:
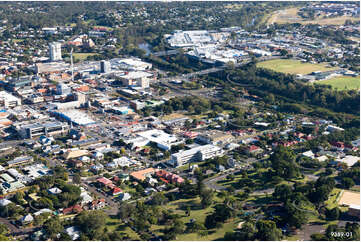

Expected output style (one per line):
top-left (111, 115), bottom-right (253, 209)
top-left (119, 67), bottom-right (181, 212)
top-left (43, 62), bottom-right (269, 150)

top-left (0, 1), bottom-right (359, 241)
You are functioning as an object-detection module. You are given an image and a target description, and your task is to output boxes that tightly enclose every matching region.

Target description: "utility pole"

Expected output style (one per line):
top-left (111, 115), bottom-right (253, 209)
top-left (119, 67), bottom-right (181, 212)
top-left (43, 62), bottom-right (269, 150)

top-left (70, 47), bottom-right (74, 82)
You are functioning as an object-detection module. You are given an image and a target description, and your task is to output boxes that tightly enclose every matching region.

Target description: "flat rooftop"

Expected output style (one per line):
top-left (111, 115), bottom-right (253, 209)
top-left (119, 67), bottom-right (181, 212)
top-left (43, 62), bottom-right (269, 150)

top-left (120, 71), bottom-right (153, 79)
top-left (338, 190), bottom-right (360, 207)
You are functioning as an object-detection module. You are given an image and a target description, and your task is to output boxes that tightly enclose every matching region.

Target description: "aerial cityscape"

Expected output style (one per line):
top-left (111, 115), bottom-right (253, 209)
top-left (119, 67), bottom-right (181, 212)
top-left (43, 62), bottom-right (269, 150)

top-left (0, 1), bottom-right (359, 241)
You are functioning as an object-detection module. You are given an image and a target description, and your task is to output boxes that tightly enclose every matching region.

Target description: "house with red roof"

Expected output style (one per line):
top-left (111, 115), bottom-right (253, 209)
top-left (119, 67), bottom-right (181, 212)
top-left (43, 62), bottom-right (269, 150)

top-left (330, 141), bottom-right (345, 151)
top-left (248, 145), bottom-right (263, 154)
top-left (96, 177), bottom-right (113, 186)
top-left (155, 170), bottom-right (184, 184)
top-left (111, 187), bottom-right (123, 196)
top-left (90, 198), bottom-right (105, 210)
top-left (62, 204), bottom-right (83, 215)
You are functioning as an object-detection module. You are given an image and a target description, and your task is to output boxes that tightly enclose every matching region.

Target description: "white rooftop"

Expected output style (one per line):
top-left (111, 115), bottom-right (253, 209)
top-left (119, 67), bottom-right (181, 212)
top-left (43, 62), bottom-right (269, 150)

top-left (337, 155), bottom-right (359, 167)
top-left (137, 129), bottom-right (178, 146)
top-left (121, 71), bottom-right (152, 80)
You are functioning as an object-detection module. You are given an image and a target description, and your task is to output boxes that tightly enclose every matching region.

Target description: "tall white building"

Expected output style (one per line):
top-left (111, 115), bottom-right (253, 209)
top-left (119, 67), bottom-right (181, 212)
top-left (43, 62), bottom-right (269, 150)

top-left (169, 144), bottom-right (223, 167)
top-left (0, 91), bottom-right (21, 108)
top-left (49, 42), bottom-right (62, 61)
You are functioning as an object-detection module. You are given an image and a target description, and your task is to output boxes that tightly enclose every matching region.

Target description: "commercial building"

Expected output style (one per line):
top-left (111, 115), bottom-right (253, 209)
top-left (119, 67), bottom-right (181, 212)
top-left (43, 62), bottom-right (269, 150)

top-left (197, 130), bottom-right (234, 145)
top-left (115, 58), bottom-right (152, 71)
top-left (4, 76), bottom-right (35, 91)
top-left (100, 60), bottom-right (111, 73)
top-left (56, 83), bottom-right (72, 95)
top-left (169, 144), bottom-right (223, 167)
top-left (166, 30), bottom-right (214, 47)
top-left (52, 109), bottom-right (96, 126)
top-left (137, 129), bottom-right (181, 150)
top-left (118, 71), bottom-right (153, 88)
top-left (48, 101), bottom-right (81, 110)
top-left (0, 91), bottom-right (21, 108)
top-left (49, 42), bottom-right (62, 61)
top-left (15, 120), bottom-right (69, 139)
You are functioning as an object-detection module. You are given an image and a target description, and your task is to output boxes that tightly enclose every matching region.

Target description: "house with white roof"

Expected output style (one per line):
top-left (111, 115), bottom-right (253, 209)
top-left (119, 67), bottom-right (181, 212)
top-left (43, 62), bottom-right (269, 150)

top-left (0, 199), bottom-right (12, 207)
top-left (48, 187), bottom-right (62, 195)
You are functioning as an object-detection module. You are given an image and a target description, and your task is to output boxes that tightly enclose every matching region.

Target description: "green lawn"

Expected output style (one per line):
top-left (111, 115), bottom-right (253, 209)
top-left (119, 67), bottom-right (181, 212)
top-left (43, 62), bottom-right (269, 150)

top-left (147, 196), bottom-right (238, 241)
top-left (177, 220), bottom-right (238, 241)
top-left (12, 39), bottom-right (24, 43)
top-left (325, 188), bottom-right (342, 209)
top-left (316, 76), bottom-right (360, 90)
top-left (257, 59), bottom-right (338, 75)
top-left (105, 217), bottom-right (140, 240)
top-left (73, 52), bottom-right (99, 61)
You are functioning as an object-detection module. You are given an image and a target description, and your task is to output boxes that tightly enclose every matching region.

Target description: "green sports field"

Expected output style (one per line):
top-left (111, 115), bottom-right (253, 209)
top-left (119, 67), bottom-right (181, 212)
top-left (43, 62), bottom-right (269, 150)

top-left (73, 52), bottom-right (99, 61)
top-left (316, 76), bottom-right (360, 90)
top-left (257, 59), bottom-right (338, 75)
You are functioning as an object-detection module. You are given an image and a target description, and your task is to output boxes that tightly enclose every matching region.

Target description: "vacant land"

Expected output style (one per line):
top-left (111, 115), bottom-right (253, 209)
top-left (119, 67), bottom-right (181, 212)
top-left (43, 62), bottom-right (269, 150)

top-left (73, 52), bottom-right (99, 61)
top-left (316, 76), bottom-right (360, 90)
top-left (267, 7), bottom-right (359, 25)
top-left (257, 59), bottom-right (337, 75)
top-left (161, 113), bottom-right (186, 121)
top-left (267, 8), bottom-right (301, 25)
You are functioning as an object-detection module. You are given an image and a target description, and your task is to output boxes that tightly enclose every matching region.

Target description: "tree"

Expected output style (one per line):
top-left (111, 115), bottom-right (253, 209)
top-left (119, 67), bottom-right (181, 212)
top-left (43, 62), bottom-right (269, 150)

top-left (0, 224), bottom-right (9, 235)
top-left (311, 233), bottom-right (328, 240)
top-left (200, 189), bottom-right (214, 208)
top-left (14, 191), bottom-right (25, 205)
top-left (237, 221), bottom-right (257, 240)
top-left (284, 200), bottom-right (308, 229)
top-left (151, 192), bottom-right (168, 206)
top-left (185, 205), bottom-right (191, 217)
top-left (75, 210), bottom-right (108, 238)
top-left (273, 184), bottom-right (292, 202)
top-left (164, 219), bottom-right (185, 240)
top-left (280, 49), bottom-right (288, 56)
top-left (256, 220), bottom-right (282, 241)
top-left (44, 217), bottom-right (64, 239)
top-left (325, 207), bottom-right (340, 220)
top-left (341, 177), bottom-right (355, 189)
top-left (73, 173), bottom-right (81, 184)
top-left (187, 220), bottom-right (206, 233)
top-left (270, 146), bottom-right (299, 179)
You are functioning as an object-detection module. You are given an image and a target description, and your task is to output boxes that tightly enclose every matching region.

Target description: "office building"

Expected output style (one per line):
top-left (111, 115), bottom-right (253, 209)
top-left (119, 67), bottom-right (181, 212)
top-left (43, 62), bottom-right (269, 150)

top-left (4, 76), bottom-right (34, 91)
top-left (15, 121), bottom-right (69, 139)
top-left (169, 144), bottom-right (223, 167)
top-left (49, 42), bottom-right (62, 61)
top-left (100, 60), bottom-right (111, 73)
top-left (56, 83), bottom-right (72, 95)
top-left (118, 71), bottom-right (153, 88)
top-left (0, 91), bottom-right (21, 108)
